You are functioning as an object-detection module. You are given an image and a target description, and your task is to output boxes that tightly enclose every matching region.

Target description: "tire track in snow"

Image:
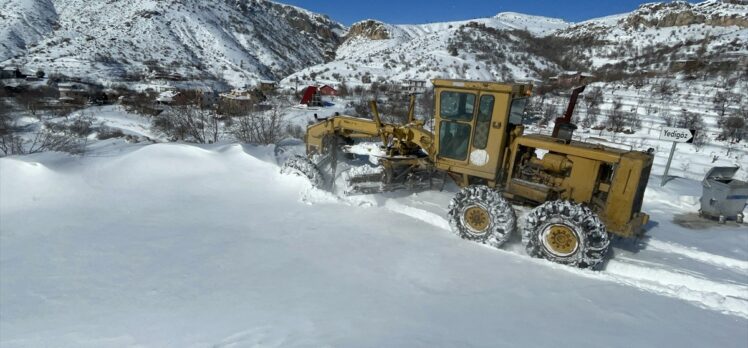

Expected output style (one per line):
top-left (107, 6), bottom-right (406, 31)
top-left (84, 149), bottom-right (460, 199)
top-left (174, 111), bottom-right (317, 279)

top-left (379, 200), bottom-right (748, 318)
top-left (600, 259), bottom-right (748, 318)
top-left (383, 200), bottom-right (452, 231)
top-left (645, 239), bottom-right (748, 272)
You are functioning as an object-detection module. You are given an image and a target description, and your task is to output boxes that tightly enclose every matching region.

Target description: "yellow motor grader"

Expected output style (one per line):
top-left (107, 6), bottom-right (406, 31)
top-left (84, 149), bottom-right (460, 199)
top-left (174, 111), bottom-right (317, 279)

top-left (281, 79), bottom-right (654, 268)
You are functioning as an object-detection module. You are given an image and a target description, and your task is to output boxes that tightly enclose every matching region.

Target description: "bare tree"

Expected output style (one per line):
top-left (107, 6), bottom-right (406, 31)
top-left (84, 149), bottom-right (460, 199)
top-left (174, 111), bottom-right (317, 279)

top-left (608, 110), bottom-right (626, 132)
top-left (15, 90), bottom-right (42, 118)
top-left (337, 82), bottom-right (349, 97)
top-left (232, 107), bottom-right (286, 145)
top-left (607, 99), bottom-right (626, 132)
top-left (0, 134), bottom-right (24, 156)
top-left (152, 106), bottom-right (219, 143)
top-left (720, 114), bottom-right (745, 143)
top-left (0, 99), bottom-right (10, 134)
top-left (583, 87), bottom-right (603, 110)
top-left (713, 91), bottom-right (729, 122)
top-left (580, 105), bottom-right (598, 128)
top-left (677, 109), bottom-right (701, 129)
top-left (662, 110), bottom-right (674, 127)
top-left (625, 110), bottom-right (642, 131)
top-left (540, 101), bottom-right (559, 126)
top-left (1, 125), bottom-right (86, 156)
top-left (677, 109), bottom-right (708, 150)
top-left (656, 80), bottom-right (675, 96)
top-left (417, 88), bottom-right (435, 123)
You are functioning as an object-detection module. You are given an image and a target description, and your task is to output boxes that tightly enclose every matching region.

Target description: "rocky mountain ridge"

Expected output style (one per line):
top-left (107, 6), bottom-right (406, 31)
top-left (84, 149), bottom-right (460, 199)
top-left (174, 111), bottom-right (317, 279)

top-left (1, 0), bottom-right (344, 88)
top-left (286, 0), bottom-right (746, 87)
top-left (0, 0), bottom-right (745, 89)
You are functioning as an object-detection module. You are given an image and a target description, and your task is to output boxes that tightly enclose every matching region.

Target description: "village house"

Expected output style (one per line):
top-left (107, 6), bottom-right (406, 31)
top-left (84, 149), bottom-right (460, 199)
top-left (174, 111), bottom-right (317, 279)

top-left (154, 89), bottom-right (208, 108)
top-left (402, 79), bottom-right (427, 94)
top-left (155, 90), bottom-right (181, 107)
top-left (318, 85), bottom-right (338, 96)
top-left (299, 85), bottom-right (324, 107)
top-left (58, 82), bottom-right (91, 105)
top-left (149, 71), bottom-right (184, 82)
top-left (257, 80), bottom-right (277, 92)
top-left (220, 88), bottom-right (266, 101)
top-left (0, 66), bottom-right (25, 79)
top-left (218, 88), bottom-right (268, 115)
top-left (670, 58), bottom-right (704, 72)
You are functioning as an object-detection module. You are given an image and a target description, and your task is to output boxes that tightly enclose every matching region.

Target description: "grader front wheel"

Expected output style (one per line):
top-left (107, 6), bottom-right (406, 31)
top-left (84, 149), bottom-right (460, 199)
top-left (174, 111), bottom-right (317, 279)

top-left (448, 186), bottom-right (516, 248)
top-left (280, 155), bottom-right (325, 188)
top-left (522, 200), bottom-right (610, 269)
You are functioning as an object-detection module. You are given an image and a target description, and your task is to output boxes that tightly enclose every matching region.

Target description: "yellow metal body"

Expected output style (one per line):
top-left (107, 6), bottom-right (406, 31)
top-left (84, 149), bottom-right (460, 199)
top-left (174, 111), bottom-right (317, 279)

top-left (306, 115), bottom-right (435, 158)
top-left (504, 134), bottom-right (652, 237)
top-left (303, 79), bottom-right (653, 238)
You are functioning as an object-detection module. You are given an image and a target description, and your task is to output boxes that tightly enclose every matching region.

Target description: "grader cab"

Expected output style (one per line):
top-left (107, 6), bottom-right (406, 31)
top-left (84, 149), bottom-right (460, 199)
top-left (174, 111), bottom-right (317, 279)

top-left (283, 79), bottom-right (654, 269)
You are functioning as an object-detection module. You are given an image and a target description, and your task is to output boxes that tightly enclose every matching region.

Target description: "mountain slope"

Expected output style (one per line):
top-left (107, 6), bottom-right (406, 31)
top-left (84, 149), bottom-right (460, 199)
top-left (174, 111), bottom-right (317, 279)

top-left (555, 0), bottom-right (748, 74)
top-left (283, 14), bottom-right (570, 86)
top-left (1, 0), bottom-right (746, 90)
top-left (283, 0), bottom-right (747, 87)
top-left (0, 0), bottom-right (58, 62)
top-left (2, 0), bottom-right (344, 87)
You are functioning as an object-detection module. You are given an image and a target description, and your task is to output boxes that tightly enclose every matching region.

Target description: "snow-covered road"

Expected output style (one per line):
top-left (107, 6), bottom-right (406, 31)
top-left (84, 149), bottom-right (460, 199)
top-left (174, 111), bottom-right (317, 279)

top-left (1, 143), bottom-right (746, 347)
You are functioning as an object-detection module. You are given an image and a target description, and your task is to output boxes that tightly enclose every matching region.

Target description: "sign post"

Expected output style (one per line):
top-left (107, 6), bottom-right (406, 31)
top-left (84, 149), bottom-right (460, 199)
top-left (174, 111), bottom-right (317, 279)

top-left (660, 127), bottom-right (696, 187)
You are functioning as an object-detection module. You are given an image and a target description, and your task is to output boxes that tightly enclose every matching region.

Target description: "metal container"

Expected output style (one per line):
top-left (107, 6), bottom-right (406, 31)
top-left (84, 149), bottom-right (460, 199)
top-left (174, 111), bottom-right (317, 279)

top-left (700, 167), bottom-right (748, 223)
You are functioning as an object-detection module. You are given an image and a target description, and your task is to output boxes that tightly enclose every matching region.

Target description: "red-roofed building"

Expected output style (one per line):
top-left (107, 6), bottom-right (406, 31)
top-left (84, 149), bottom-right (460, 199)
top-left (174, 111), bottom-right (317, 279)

top-left (319, 85), bottom-right (337, 96)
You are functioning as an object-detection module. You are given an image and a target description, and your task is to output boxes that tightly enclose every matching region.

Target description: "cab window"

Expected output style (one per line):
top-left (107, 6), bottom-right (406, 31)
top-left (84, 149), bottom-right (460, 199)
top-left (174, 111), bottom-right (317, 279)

top-left (508, 98), bottom-right (528, 125)
top-left (440, 92), bottom-right (476, 121)
top-left (472, 95), bottom-right (494, 149)
top-left (439, 121), bottom-right (471, 160)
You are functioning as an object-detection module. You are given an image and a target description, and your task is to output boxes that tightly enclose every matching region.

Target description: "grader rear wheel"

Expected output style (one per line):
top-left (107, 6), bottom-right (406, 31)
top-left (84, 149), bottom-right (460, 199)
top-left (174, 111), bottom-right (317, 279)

top-left (522, 200), bottom-right (610, 269)
top-left (448, 185), bottom-right (516, 248)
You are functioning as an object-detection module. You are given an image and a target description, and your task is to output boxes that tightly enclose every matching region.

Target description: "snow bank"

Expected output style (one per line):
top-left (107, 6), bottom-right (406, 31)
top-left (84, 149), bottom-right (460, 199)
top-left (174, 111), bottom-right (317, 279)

top-left (1, 143), bottom-right (746, 347)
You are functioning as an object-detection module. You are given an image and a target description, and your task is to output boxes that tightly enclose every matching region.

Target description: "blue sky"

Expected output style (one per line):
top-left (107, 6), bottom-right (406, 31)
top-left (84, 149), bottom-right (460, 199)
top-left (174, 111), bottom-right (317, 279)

top-left (282, 0), bottom-right (699, 25)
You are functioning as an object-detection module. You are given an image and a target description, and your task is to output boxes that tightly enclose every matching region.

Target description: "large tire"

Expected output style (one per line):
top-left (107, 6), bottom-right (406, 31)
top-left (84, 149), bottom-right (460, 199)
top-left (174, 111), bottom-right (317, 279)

top-left (522, 200), bottom-right (610, 269)
top-left (448, 185), bottom-right (516, 248)
top-left (280, 155), bottom-right (324, 188)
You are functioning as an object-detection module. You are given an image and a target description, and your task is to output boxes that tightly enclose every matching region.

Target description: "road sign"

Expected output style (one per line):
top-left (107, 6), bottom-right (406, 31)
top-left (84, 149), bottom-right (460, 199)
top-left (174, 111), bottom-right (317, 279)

top-left (660, 127), bottom-right (696, 144)
top-left (660, 127), bottom-right (698, 186)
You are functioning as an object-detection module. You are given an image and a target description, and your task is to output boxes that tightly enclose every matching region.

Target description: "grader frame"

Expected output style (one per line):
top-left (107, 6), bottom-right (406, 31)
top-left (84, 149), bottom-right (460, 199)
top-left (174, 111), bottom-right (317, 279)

top-left (293, 79), bottom-right (655, 268)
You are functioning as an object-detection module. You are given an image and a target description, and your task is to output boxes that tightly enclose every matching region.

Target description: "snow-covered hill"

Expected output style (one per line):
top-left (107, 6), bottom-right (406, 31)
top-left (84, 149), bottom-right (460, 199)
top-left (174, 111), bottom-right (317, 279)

top-left (556, 0), bottom-right (748, 72)
top-left (1, 141), bottom-right (746, 346)
top-left (0, 0), bottom-right (58, 61)
top-left (284, 0), bottom-right (747, 87)
top-left (284, 13), bottom-right (571, 86)
top-left (0, 0), bottom-right (344, 87)
top-left (1, 0), bottom-right (745, 90)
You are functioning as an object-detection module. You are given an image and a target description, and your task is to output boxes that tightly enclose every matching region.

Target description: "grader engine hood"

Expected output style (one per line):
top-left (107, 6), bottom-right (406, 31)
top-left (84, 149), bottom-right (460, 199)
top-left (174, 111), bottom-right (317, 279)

top-left (505, 134), bottom-right (654, 238)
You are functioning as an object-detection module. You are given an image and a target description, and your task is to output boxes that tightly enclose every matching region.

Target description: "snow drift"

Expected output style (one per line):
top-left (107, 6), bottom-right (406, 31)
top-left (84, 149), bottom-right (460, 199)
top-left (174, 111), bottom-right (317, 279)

top-left (1, 142), bottom-right (746, 347)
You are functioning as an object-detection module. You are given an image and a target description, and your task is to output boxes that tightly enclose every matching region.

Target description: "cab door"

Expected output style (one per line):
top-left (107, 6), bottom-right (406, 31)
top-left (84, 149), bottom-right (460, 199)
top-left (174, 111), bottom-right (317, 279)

top-left (435, 89), bottom-right (476, 166)
top-left (435, 89), bottom-right (510, 180)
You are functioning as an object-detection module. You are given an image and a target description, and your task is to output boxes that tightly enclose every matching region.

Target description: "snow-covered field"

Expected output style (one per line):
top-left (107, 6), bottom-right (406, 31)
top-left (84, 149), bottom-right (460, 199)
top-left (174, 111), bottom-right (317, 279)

top-left (1, 139), bottom-right (746, 347)
top-left (1, 0), bottom-right (746, 344)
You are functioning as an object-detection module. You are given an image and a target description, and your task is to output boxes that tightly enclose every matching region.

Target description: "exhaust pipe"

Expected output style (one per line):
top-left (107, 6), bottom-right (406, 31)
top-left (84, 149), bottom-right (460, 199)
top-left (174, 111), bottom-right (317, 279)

top-left (551, 85), bottom-right (586, 139)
